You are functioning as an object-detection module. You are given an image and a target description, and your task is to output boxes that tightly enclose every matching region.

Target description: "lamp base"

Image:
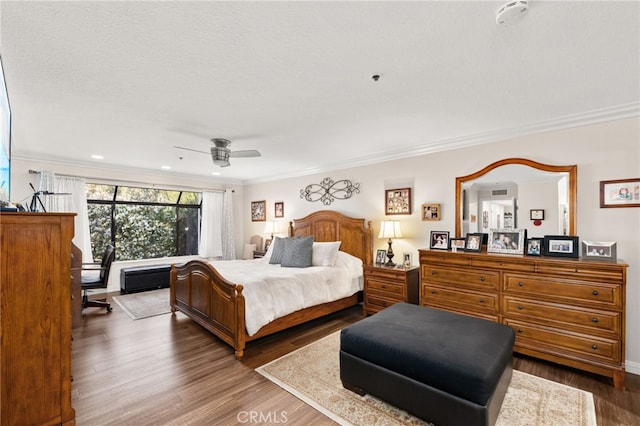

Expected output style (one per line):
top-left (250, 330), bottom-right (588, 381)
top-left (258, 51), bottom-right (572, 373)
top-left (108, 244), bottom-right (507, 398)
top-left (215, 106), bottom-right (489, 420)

top-left (385, 239), bottom-right (395, 267)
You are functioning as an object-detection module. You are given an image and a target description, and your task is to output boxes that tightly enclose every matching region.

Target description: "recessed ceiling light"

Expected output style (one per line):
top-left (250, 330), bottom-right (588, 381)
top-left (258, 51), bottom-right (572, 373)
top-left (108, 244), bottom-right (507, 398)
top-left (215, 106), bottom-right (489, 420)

top-left (161, 165), bottom-right (171, 170)
top-left (91, 154), bottom-right (104, 160)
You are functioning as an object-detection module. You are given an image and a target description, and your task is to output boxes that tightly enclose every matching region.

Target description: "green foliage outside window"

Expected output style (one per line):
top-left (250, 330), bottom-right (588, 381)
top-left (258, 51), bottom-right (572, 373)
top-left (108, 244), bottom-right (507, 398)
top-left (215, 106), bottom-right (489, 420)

top-left (86, 184), bottom-right (201, 261)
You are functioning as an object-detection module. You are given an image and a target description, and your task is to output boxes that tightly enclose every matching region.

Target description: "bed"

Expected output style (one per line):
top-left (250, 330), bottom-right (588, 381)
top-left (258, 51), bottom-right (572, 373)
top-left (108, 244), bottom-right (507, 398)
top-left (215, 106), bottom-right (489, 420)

top-left (170, 210), bottom-right (373, 359)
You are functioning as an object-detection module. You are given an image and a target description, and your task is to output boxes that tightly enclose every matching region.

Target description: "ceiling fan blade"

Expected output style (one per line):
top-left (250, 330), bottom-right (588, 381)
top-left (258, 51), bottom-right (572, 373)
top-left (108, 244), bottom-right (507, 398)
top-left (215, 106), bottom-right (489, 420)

top-left (229, 150), bottom-right (261, 158)
top-left (174, 146), bottom-right (210, 155)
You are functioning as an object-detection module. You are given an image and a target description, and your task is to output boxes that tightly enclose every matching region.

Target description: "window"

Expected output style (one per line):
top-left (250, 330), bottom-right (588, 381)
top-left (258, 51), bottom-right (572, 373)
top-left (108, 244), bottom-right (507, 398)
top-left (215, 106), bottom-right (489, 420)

top-left (86, 184), bottom-right (201, 261)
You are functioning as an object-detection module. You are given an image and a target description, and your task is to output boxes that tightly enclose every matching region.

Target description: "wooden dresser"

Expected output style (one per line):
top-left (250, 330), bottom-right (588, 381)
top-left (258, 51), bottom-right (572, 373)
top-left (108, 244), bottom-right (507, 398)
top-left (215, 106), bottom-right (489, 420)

top-left (363, 264), bottom-right (419, 315)
top-left (0, 212), bottom-right (76, 425)
top-left (418, 248), bottom-right (628, 389)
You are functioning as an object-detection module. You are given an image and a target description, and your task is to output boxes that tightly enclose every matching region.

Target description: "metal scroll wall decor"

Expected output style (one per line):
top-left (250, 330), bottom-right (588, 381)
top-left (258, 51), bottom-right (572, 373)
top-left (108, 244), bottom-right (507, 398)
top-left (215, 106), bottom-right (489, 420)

top-left (300, 177), bottom-right (360, 205)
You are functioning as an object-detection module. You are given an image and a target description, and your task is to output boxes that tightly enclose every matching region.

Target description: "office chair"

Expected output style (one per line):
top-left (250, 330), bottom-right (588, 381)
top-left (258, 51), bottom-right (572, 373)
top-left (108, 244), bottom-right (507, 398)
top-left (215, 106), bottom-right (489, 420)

top-left (81, 244), bottom-right (115, 313)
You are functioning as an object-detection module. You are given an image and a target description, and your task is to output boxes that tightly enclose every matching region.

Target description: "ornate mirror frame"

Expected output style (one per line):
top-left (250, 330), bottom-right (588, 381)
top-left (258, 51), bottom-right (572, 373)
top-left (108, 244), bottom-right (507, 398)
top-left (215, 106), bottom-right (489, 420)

top-left (455, 158), bottom-right (577, 237)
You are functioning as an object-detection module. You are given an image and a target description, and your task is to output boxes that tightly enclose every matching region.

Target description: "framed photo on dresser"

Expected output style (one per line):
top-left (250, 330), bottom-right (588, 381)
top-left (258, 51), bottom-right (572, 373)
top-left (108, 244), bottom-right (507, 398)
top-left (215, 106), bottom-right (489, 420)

top-left (543, 235), bottom-right (579, 258)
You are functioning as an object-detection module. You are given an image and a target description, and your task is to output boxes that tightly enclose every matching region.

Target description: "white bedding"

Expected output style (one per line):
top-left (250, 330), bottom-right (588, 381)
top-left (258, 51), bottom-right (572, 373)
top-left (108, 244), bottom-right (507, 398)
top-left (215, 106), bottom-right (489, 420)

top-left (207, 252), bottom-right (363, 336)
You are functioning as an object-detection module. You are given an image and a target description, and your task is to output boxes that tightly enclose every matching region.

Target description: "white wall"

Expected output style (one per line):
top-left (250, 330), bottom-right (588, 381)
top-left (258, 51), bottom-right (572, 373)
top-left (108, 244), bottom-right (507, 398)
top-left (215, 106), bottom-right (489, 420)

top-left (242, 117), bottom-right (640, 375)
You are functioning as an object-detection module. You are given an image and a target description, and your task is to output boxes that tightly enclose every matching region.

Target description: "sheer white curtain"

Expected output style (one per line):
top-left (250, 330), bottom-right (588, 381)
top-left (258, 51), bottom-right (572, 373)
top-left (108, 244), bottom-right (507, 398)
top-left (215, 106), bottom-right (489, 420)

top-left (222, 188), bottom-right (236, 260)
top-left (199, 189), bottom-right (236, 260)
top-left (38, 171), bottom-right (93, 262)
top-left (199, 191), bottom-right (224, 258)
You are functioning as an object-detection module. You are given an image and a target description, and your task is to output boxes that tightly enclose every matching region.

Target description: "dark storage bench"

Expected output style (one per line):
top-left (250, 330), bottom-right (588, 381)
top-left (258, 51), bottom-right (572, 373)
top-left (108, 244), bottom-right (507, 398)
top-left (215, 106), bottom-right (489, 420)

top-left (120, 264), bottom-right (172, 294)
top-left (340, 303), bottom-right (515, 426)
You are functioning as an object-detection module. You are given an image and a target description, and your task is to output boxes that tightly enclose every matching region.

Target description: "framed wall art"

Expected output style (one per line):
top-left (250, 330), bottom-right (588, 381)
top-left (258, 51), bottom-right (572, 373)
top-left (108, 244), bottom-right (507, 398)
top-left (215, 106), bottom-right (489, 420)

top-left (582, 241), bottom-right (617, 262)
top-left (600, 178), bottom-right (640, 208)
top-left (530, 209), bottom-right (544, 220)
top-left (487, 229), bottom-right (527, 255)
top-left (385, 188), bottom-right (412, 215)
top-left (251, 200), bottom-right (266, 222)
top-left (543, 235), bottom-right (579, 258)
top-left (274, 201), bottom-right (284, 218)
top-left (429, 231), bottom-right (449, 250)
top-left (421, 203), bottom-right (440, 221)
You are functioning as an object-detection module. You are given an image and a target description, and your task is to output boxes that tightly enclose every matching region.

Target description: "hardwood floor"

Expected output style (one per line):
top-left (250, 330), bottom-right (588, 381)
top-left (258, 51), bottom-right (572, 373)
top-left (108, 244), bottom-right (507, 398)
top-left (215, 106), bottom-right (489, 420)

top-left (72, 293), bottom-right (640, 425)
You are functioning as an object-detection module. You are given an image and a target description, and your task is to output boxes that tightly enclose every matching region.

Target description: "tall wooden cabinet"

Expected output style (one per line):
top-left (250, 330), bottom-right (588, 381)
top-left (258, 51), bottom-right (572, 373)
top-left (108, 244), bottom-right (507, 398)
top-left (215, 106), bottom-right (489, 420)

top-left (419, 248), bottom-right (628, 389)
top-left (1, 212), bottom-right (76, 425)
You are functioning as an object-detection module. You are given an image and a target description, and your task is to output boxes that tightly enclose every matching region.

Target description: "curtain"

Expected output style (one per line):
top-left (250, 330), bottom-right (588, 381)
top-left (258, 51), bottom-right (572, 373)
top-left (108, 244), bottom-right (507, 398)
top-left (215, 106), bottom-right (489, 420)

top-left (222, 188), bottom-right (236, 260)
top-left (38, 171), bottom-right (93, 263)
top-left (199, 191), bottom-right (224, 258)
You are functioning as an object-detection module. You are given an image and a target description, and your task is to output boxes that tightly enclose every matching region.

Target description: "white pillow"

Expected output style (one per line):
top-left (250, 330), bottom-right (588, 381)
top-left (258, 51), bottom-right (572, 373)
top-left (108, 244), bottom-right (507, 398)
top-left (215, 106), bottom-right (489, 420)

top-left (242, 243), bottom-right (256, 260)
top-left (334, 250), bottom-right (363, 279)
top-left (312, 241), bottom-right (342, 266)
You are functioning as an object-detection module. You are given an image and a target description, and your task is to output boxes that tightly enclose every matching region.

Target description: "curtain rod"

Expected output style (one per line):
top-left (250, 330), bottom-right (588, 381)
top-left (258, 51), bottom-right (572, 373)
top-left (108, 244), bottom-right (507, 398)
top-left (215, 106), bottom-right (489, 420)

top-left (27, 169), bottom-right (233, 193)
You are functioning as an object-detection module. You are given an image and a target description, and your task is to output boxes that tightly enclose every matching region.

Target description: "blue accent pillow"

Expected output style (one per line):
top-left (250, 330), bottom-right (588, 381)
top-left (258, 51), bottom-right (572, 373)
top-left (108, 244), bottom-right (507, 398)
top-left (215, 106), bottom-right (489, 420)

top-left (268, 237), bottom-right (287, 264)
top-left (281, 236), bottom-right (314, 268)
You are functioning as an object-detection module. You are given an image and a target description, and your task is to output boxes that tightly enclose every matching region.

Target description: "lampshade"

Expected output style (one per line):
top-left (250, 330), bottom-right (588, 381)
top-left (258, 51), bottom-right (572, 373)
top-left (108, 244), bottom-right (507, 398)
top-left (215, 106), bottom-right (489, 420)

top-left (378, 221), bottom-right (403, 239)
top-left (263, 221), bottom-right (275, 234)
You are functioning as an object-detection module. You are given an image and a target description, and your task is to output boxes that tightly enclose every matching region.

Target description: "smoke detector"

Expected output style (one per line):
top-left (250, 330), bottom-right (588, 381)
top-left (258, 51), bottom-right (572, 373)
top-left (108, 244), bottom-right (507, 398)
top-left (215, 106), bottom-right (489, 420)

top-left (496, 1), bottom-right (529, 26)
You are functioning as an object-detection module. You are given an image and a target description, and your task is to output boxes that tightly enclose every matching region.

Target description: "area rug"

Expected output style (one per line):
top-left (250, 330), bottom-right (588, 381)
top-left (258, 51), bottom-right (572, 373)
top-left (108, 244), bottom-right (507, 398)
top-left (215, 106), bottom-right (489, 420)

top-left (112, 288), bottom-right (171, 320)
top-left (257, 331), bottom-right (597, 426)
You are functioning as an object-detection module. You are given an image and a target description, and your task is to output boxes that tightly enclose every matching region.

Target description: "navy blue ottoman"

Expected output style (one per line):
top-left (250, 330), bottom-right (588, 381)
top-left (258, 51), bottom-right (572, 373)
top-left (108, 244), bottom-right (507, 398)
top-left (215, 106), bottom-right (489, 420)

top-left (340, 303), bottom-right (514, 426)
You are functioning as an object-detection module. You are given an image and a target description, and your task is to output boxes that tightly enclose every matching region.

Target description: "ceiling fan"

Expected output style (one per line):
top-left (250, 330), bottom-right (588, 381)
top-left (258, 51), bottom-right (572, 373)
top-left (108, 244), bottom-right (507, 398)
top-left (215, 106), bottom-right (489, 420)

top-left (174, 138), bottom-right (261, 167)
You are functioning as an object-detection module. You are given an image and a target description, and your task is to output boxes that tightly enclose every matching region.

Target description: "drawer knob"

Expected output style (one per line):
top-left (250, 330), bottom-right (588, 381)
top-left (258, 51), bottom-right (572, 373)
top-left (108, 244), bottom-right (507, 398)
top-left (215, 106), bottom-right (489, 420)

top-left (430, 290), bottom-right (436, 295)
top-left (381, 285), bottom-right (386, 289)
top-left (591, 317), bottom-right (599, 323)
top-left (592, 290), bottom-right (599, 296)
top-left (591, 344), bottom-right (598, 350)
top-left (517, 328), bottom-right (523, 333)
top-left (518, 282), bottom-right (524, 287)
top-left (431, 271), bottom-right (437, 275)
top-left (517, 305), bottom-right (523, 310)
top-left (479, 277), bottom-right (485, 282)
top-left (479, 298), bottom-right (485, 303)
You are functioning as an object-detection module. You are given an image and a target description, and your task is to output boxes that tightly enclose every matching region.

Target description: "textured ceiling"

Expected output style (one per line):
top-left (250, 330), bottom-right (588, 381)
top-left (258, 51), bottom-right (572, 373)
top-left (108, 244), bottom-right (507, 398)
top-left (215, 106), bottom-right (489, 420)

top-left (1, 1), bottom-right (639, 184)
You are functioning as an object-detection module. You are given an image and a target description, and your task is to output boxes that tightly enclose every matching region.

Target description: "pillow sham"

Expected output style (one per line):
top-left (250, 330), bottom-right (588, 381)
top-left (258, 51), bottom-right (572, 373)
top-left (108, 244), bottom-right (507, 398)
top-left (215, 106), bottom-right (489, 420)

top-left (281, 236), bottom-right (314, 268)
top-left (312, 241), bottom-right (341, 266)
top-left (268, 236), bottom-right (287, 264)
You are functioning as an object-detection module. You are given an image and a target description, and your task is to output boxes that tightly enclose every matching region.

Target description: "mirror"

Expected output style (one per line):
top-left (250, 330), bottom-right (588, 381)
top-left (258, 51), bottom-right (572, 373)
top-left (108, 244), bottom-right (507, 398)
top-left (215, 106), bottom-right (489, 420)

top-left (455, 158), bottom-right (577, 238)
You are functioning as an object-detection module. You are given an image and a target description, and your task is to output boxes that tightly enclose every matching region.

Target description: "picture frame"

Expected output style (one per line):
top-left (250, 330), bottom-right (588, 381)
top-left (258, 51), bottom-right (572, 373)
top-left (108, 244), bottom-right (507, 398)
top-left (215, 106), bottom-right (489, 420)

top-left (402, 252), bottom-right (412, 268)
top-left (530, 209), bottom-right (544, 220)
top-left (264, 239), bottom-right (272, 252)
top-left (526, 238), bottom-right (543, 256)
top-left (464, 233), bottom-right (484, 252)
top-left (582, 241), bottom-right (617, 262)
top-left (429, 231), bottom-right (449, 250)
top-left (543, 235), bottom-right (579, 258)
top-left (421, 203), bottom-right (440, 221)
top-left (600, 178), bottom-right (640, 208)
top-left (274, 201), bottom-right (284, 218)
top-left (250, 200), bottom-right (266, 222)
top-left (487, 229), bottom-right (527, 255)
top-left (375, 249), bottom-right (387, 265)
top-left (385, 187), bottom-right (412, 215)
top-left (449, 238), bottom-right (466, 252)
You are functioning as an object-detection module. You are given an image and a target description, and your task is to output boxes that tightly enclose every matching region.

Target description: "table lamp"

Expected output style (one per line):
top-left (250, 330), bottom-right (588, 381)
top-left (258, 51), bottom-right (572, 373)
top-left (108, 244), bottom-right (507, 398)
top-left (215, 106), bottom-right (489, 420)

top-left (378, 221), bottom-right (403, 266)
top-left (264, 221), bottom-right (275, 240)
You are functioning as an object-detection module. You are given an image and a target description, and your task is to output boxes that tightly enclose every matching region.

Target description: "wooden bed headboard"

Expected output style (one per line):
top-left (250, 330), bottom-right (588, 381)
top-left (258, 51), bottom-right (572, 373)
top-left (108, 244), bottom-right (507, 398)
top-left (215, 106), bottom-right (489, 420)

top-left (288, 210), bottom-right (373, 265)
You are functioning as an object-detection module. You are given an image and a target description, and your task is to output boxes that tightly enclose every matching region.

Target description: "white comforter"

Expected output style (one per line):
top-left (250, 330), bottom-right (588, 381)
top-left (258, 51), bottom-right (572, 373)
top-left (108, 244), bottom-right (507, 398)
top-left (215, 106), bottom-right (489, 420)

top-left (207, 256), bottom-right (363, 336)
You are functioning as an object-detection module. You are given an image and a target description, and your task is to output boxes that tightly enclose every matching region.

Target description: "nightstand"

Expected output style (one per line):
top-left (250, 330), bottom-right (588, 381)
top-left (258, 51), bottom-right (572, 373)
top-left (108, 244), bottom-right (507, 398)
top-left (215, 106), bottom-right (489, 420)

top-left (253, 250), bottom-right (266, 258)
top-left (363, 264), bottom-right (419, 316)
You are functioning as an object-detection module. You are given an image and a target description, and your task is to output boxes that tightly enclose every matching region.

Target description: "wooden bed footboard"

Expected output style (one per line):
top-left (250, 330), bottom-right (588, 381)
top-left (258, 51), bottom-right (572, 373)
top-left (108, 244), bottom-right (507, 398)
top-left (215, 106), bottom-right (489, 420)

top-left (170, 210), bottom-right (372, 360)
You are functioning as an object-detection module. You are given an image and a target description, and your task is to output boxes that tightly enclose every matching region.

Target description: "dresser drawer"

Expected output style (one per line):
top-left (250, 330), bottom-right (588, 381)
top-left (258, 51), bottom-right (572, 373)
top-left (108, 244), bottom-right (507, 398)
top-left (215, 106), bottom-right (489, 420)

top-left (422, 285), bottom-right (498, 315)
top-left (365, 293), bottom-right (399, 313)
top-left (366, 278), bottom-right (404, 297)
top-left (503, 296), bottom-right (621, 337)
top-left (536, 263), bottom-right (625, 282)
top-left (422, 266), bottom-right (499, 291)
top-left (470, 258), bottom-right (535, 273)
top-left (505, 319), bottom-right (621, 364)
top-left (503, 274), bottom-right (622, 309)
top-left (364, 267), bottom-right (409, 281)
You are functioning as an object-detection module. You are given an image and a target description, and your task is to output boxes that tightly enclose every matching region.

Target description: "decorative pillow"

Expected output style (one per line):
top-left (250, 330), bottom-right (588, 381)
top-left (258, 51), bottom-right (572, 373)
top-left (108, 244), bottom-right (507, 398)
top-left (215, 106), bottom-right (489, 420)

top-left (268, 237), bottom-right (287, 264)
top-left (281, 236), bottom-right (314, 268)
top-left (242, 243), bottom-right (257, 260)
top-left (312, 241), bottom-right (342, 266)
